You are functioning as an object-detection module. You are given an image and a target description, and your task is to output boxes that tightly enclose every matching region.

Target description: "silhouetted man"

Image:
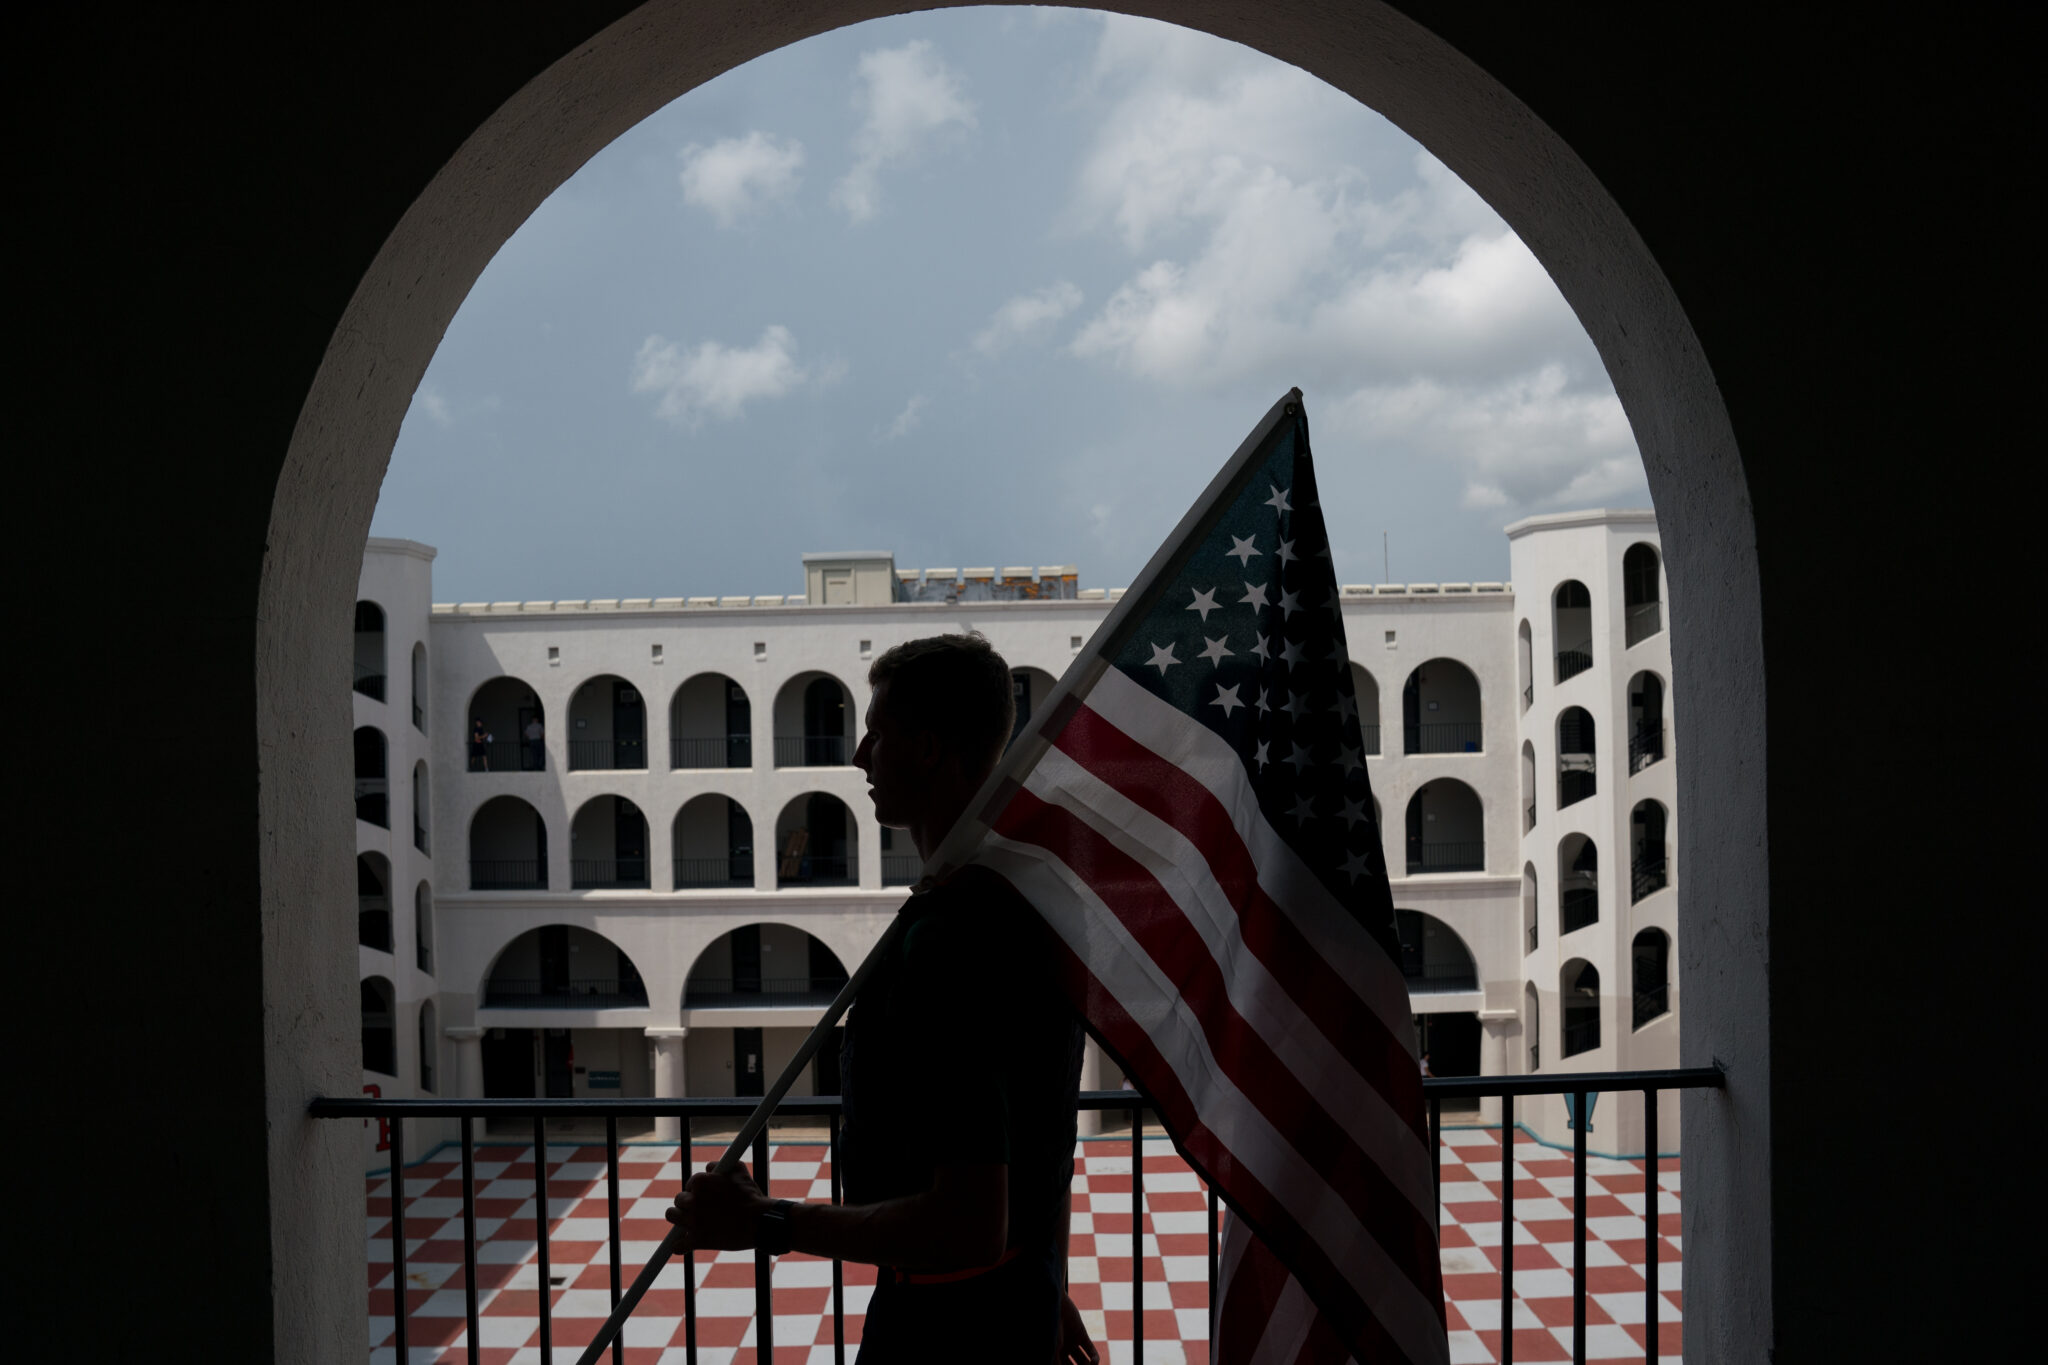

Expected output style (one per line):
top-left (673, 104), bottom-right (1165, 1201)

top-left (668, 633), bottom-right (1095, 1363)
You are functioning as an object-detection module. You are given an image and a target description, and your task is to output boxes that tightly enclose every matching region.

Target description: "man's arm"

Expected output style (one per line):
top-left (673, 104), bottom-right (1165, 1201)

top-left (669, 1162), bottom-right (1007, 1272)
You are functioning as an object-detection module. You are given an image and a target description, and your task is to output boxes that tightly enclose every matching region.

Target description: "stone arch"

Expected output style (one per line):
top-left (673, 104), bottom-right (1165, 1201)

top-left (669, 671), bottom-right (752, 769)
top-left (479, 924), bottom-right (648, 1008)
top-left (467, 676), bottom-right (546, 772)
top-left (683, 923), bottom-right (851, 1007)
top-left (672, 792), bottom-right (754, 888)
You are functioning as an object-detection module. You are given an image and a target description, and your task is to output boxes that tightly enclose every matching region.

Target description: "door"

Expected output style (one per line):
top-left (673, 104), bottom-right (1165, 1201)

top-left (734, 1027), bottom-right (764, 1098)
top-left (481, 1028), bottom-right (534, 1098)
top-left (1405, 790), bottom-right (1426, 870)
top-left (1414, 1012), bottom-right (1481, 1080)
top-left (542, 1028), bottom-right (574, 1099)
top-left (725, 682), bottom-right (752, 767)
top-left (613, 681), bottom-right (644, 767)
top-left (614, 797), bottom-right (646, 883)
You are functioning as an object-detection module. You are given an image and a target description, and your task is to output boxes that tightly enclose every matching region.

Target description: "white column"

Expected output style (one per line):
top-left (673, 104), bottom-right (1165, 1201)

top-left (1478, 1010), bottom-right (1518, 1126)
top-left (647, 1026), bottom-right (689, 1143)
top-left (1077, 1036), bottom-right (1104, 1138)
top-left (446, 1026), bottom-right (485, 1098)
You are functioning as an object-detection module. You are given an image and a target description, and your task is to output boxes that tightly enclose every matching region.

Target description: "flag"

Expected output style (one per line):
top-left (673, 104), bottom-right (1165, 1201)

top-left (934, 391), bottom-right (1447, 1364)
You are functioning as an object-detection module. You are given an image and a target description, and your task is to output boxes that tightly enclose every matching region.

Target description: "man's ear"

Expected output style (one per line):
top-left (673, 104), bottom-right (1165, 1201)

top-left (915, 726), bottom-right (946, 771)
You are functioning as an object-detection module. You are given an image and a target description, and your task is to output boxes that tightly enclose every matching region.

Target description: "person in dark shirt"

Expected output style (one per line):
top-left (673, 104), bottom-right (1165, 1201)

top-left (668, 633), bottom-right (1095, 1364)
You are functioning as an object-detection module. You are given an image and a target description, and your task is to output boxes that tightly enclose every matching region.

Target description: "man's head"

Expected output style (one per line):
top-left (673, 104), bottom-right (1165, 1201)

top-left (855, 632), bottom-right (1016, 836)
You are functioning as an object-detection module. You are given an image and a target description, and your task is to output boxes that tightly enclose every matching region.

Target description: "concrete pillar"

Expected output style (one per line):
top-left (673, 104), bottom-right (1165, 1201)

top-left (1478, 1010), bottom-right (1519, 1125)
top-left (1077, 1036), bottom-right (1104, 1137)
top-left (446, 1026), bottom-right (484, 1098)
top-left (647, 1026), bottom-right (689, 1142)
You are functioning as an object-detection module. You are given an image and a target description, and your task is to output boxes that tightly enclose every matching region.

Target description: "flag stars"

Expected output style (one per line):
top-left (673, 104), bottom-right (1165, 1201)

top-left (1288, 794), bottom-right (1318, 826)
top-left (1340, 796), bottom-right (1370, 828)
top-left (1277, 538), bottom-right (1297, 565)
top-left (1285, 741), bottom-right (1314, 773)
top-left (1186, 587), bottom-right (1222, 621)
top-left (1199, 635), bottom-right (1234, 666)
top-left (1284, 691), bottom-right (1310, 720)
top-left (1240, 581), bottom-right (1270, 611)
top-left (1335, 692), bottom-right (1359, 722)
top-left (1280, 637), bottom-right (1305, 668)
top-left (1264, 484), bottom-right (1292, 514)
top-left (1253, 740), bottom-right (1271, 771)
top-left (1254, 688), bottom-right (1273, 715)
top-left (1250, 634), bottom-right (1273, 662)
top-left (1278, 588), bottom-right (1301, 617)
top-left (1226, 535), bottom-right (1262, 566)
top-left (1210, 683), bottom-right (1245, 718)
top-left (1336, 743), bottom-right (1364, 773)
top-left (1146, 642), bottom-right (1180, 675)
top-left (1340, 847), bottom-right (1374, 884)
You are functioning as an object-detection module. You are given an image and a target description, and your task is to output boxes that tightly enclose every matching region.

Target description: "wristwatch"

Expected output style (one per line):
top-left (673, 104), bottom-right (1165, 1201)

top-left (758, 1198), bottom-right (797, 1256)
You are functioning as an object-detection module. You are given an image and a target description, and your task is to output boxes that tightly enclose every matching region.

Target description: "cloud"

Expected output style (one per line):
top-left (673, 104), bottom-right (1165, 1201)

top-left (833, 40), bottom-right (976, 222)
top-left (878, 393), bottom-right (929, 441)
top-left (678, 132), bottom-right (805, 226)
top-left (972, 282), bottom-right (1084, 354)
top-left (408, 385), bottom-right (500, 430)
top-left (630, 325), bottom-right (811, 426)
top-left (417, 388), bottom-right (452, 428)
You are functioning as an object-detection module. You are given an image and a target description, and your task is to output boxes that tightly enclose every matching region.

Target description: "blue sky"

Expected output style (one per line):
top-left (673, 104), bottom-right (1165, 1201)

top-left (371, 8), bottom-right (1647, 603)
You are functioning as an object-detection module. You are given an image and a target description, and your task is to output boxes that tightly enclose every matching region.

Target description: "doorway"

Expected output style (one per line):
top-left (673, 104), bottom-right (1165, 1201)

top-left (734, 1027), bottom-right (764, 1098)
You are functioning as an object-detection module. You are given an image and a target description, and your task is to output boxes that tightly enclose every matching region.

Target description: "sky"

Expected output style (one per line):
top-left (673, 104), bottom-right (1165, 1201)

top-left (370, 8), bottom-right (1649, 603)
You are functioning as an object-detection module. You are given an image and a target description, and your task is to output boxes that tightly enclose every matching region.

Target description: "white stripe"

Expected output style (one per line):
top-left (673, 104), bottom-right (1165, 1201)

top-left (1021, 748), bottom-right (1434, 1220)
top-left (1079, 666), bottom-right (1418, 1045)
top-left (975, 835), bottom-right (1449, 1365)
top-left (1247, 1275), bottom-right (1319, 1365)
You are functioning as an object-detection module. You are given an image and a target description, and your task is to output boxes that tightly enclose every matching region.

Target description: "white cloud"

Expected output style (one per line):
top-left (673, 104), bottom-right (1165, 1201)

top-left (631, 325), bottom-right (811, 426)
top-left (878, 393), bottom-right (929, 440)
top-left (678, 132), bottom-right (805, 226)
top-left (833, 41), bottom-right (976, 222)
top-left (417, 387), bottom-right (452, 428)
top-left (972, 282), bottom-right (1083, 355)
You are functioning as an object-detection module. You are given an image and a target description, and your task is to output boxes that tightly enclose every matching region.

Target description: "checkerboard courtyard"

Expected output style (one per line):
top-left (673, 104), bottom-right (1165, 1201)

top-left (367, 1126), bottom-right (1683, 1364)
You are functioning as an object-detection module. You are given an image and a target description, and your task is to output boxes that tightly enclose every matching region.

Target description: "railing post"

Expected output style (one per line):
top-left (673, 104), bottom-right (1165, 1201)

top-left (535, 1115), bottom-right (553, 1365)
top-left (830, 1110), bottom-right (846, 1365)
top-left (606, 1116), bottom-right (623, 1365)
top-left (1573, 1091), bottom-right (1587, 1365)
top-left (1500, 1092), bottom-right (1514, 1365)
top-left (1644, 1086), bottom-right (1659, 1365)
top-left (753, 1125), bottom-right (773, 1360)
top-left (390, 1114), bottom-right (408, 1365)
top-left (461, 1115), bottom-right (480, 1365)
top-left (1131, 1106), bottom-right (1143, 1360)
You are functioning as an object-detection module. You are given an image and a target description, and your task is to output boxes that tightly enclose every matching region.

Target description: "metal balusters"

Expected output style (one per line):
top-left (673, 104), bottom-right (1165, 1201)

top-left (606, 1118), bottom-right (622, 1365)
top-left (1573, 1093), bottom-right (1587, 1365)
top-left (535, 1117), bottom-right (553, 1365)
top-left (1430, 1096), bottom-right (1444, 1223)
top-left (1131, 1107), bottom-right (1143, 1359)
top-left (830, 1114), bottom-right (846, 1365)
top-left (390, 1115), bottom-right (408, 1364)
top-left (1500, 1094), bottom-right (1514, 1365)
top-left (682, 1243), bottom-right (697, 1364)
top-left (1644, 1088), bottom-right (1658, 1365)
top-left (461, 1117), bottom-right (481, 1365)
top-left (753, 1127), bottom-right (773, 1359)
top-left (1207, 1182), bottom-right (1218, 1340)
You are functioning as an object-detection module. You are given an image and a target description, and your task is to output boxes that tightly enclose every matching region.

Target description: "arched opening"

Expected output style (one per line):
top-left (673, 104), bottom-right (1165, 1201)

top-left (1009, 666), bottom-right (1058, 749)
top-left (1631, 799), bottom-right (1670, 902)
top-left (670, 672), bottom-right (752, 769)
top-left (1557, 706), bottom-right (1596, 807)
top-left (1628, 670), bottom-right (1667, 772)
top-left (1394, 909), bottom-right (1478, 992)
top-left (359, 976), bottom-right (395, 1076)
top-left (1561, 958), bottom-right (1601, 1057)
top-left (774, 672), bottom-right (853, 767)
top-left (1559, 832), bottom-right (1599, 934)
top-left (1522, 862), bottom-right (1539, 954)
top-left (482, 924), bottom-right (648, 1008)
top-left (413, 881), bottom-right (433, 975)
top-left (1401, 657), bottom-right (1482, 753)
top-left (1520, 740), bottom-right (1537, 831)
top-left (1517, 619), bottom-right (1534, 711)
top-left (1633, 927), bottom-right (1672, 1029)
top-left (1553, 581), bottom-right (1593, 682)
top-left (1348, 663), bottom-right (1381, 754)
top-left (1624, 542), bottom-right (1663, 647)
top-left (684, 924), bottom-right (850, 1008)
top-left (409, 640), bottom-right (427, 733)
top-left (351, 600), bottom-right (386, 701)
top-left (356, 853), bottom-right (391, 952)
top-left (1524, 980), bottom-right (1542, 1071)
top-left (567, 674), bottom-right (645, 771)
top-left (774, 792), bottom-right (856, 887)
top-left (352, 726), bottom-right (387, 827)
top-left (417, 999), bottom-right (437, 1093)
top-left (570, 794), bottom-right (649, 888)
top-left (468, 795), bottom-right (547, 890)
top-left (672, 793), bottom-right (753, 889)
top-left (410, 760), bottom-right (429, 854)
top-left (1403, 780), bottom-right (1484, 873)
top-left (468, 676), bottom-right (544, 772)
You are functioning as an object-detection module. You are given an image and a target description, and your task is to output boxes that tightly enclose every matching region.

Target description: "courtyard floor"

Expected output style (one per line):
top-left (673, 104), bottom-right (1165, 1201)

top-left (367, 1126), bottom-right (1683, 1364)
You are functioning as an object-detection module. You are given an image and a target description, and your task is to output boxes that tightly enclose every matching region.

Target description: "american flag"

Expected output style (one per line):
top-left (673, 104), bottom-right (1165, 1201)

top-left (934, 391), bottom-right (1447, 1365)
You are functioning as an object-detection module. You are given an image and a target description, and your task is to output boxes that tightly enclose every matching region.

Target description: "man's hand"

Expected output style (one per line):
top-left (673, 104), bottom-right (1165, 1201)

top-left (1057, 1291), bottom-right (1099, 1364)
top-left (665, 1163), bottom-right (770, 1251)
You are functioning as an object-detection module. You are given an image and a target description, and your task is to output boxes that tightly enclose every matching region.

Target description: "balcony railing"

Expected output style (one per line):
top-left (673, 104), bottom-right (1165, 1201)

top-left (1525, 921), bottom-right (1538, 953)
top-left (1405, 841), bottom-right (1484, 874)
top-left (682, 976), bottom-right (849, 1008)
top-left (1559, 768), bottom-right (1596, 808)
top-left (470, 739), bottom-right (546, 772)
top-left (481, 977), bottom-right (649, 1008)
top-left (354, 665), bottom-right (386, 701)
top-left (571, 857), bottom-right (649, 890)
top-left (673, 855), bottom-right (753, 889)
top-left (1630, 725), bottom-right (1666, 772)
top-left (1561, 883), bottom-right (1599, 933)
top-left (316, 1066), bottom-right (1723, 1365)
top-left (1361, 723), bottom-right (1380, 755)
top-left (777, 852), bottom-right (856, 887)
top-left (1625, 600), bottom-right (1663, 647)
top-left (1562, 1015), bottom-right (1601, 1057)
top-left (1522, 680), bottom-right (1534, 709)
top-left (774, 733), bottom-right (850, 766)
top-left (1632, 851), bottom-right (1669, 902)
top-left (1525, 801), bottom-right (1536, 832)
top-left (671, 734), bottom-right (752, 769)
top-left (568, 738), bottom-right (646, 771)
top-left (882, 853), bottom-right (921, 885)
top-left (1634, 981), bottom-right (1671, 1029)
top-left (470, 858), bottom-right (546, 891)
top-left (1557, 643), bottom-right (1593, 682)
top-left (1403, 721), bottom-right (1482, 754)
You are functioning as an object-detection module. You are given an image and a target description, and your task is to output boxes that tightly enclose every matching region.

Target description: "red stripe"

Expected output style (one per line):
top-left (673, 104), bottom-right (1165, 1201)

top-left (1216, 1220), bottom-right (1293, 1363)
top-left (991, 788), bottom-right (1442, 1327)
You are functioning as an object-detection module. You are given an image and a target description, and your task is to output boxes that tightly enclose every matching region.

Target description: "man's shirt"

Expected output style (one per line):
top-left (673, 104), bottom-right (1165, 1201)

top-left (839, 865), bottom-right (1086, 1263)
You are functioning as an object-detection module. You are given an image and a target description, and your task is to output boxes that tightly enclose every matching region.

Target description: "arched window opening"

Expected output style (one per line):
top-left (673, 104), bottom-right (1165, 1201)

top-left (414, 882), bottom-right (433, 974)
top-left (1628, 671), bottom-right (1667, 772)
top-left (417, 1000), bottom-right (437, 1093)
top-left (1553, 581), bottom-right (1593, 682)
top-left (1522, 863), bottom-right (1539, 954)
top-left (353, 726), bottom-right (388, 827)
top-left (568, 674), bottom-right (645, 771)
top-left (411, 761), bottom-right (429, 854)
top-left (1561, 960), bottom-right (1600, 1058)
top-left (357, 853), bottom-right (392, 952)
top-left (1631, 800), bottom-right (1670, 902)
top-left (1520, 740), bottom-right (1537, 832)
top-left (1524, 981), bottom-right (1542, 1071)
top-left (1009, 667), bottom-right (1058, 749)
top-left (774, 671), bottom-right (854, 767)
top-left (670, 672), bottom-right (752, 769)
top-left (1349, 664), bottom-right (1381, 754)
top-left (469, 677), bottom-right (545, 772)
top-left (1559, 834), bottom-right (1598, 934)
top-left (360, 976), bottom-right (396, 1075)
top-left (570, 795), bottom-right (649, 888)
top-left (775, 792), bottom-right (856, 887)
top-left (673, 794), bottom-right (753, 888)
top-left (1395, 910), bottom-right (1478, 991)
top-left (1623, 543), bottom-right (1663, 646)
top-left (1402, 658), bottom-right (1482, 753)
top-left (1632, 928), bottom-right (1671, 1029)
top-left (410, 640), bottom-right (428, 733)
top-left (1557, 707), bottom-right (1596, 807)
top-left (1404, 781), bottom-right (1484, 874)
top-left (1517, 619), bottom-right (1534, 711)
top-left (469, 795), bottom-right (547, 890)
top-left (483, 925), bottom-right (648, 1008)
top-left (352, 600), bottom-right (387, 701)
top-left (684, 924), bottom-right (850, 1008)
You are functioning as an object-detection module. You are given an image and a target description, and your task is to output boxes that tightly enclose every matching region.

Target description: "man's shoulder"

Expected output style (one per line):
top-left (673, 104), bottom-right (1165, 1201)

top-left (902, 867), bottom-right (1046, 968)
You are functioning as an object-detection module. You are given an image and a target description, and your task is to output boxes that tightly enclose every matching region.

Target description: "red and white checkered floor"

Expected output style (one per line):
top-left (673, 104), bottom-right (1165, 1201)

top-left (367, 1126), bottom-right (1682, 1364)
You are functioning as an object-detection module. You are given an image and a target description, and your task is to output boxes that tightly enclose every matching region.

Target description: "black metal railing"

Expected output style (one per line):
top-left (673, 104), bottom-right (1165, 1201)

top-left (482, 977), bottom-right (650, 1008)
top-left (1406, 841), bottom-right (1484, 874)
top-left (571, 858), bottom-right (649, 890)
top-left (777, 853), bottom-right (855, 886)
top-left (670, 735), bottom-right (752, 769)
top-left (1629, 726), bottom-right (1665, 772)
top-left (1625, 600), bottom-right (1663, 648)
top-left (882, 853), bottom-right (921, 885)
top-left (1562, 1016), bottom-right (1601, 1057)
top-left (672, 855), bottom-right (753, 889)
top-left (1561, 884), bottom-right (1599, 933)
top-left (681, 976), bottom-right (849, 1008)
top-left (354, 666), bottom-right (386, 701)
top-left (1559, 768), bottom-right (1596, 808)
top-left (568, 739), bottom-right (646, 771)
top-left (317, 1066), bottom-right (1723, 1365)
top-left (773, 734), bottom-right (849, 767)
top-left (1557, 645), bottom-right (1593, 682)
top-left (471, 739), bottom-right (547, 772)
top-left (1403, 721), bottom-right (1482, 754)
top-left (1634, 982), bottom-right (1670, 1030)
top-left (470, 858), bottom-right (546, 891)
top-left (1361, 723), bottom-right (1381, 755)
top-left (1632, 852), bottom-right (1669, 902)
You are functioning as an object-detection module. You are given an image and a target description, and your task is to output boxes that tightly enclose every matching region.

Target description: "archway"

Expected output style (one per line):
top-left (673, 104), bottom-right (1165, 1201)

top-left (413, 881), bottom-right (434, 974)
top-left (1401, 657), bottom-right (1482, 753)
top-left (1521, 862), bottom-right (1539, 955)
top-left (567, 674), bottom-right (646, 771)
top-left (774, 792), bottom-right (857, 887)
top-left (352, 726), bottom-right (388, 827)
top-left (683, 924), bottom-right (850, 1008)
top-left (1628, 671), bottom-right (1667, 772)
top-left (774, 672), bottom-right (854, 767)
top-left (670, 672), bottom-right (751, 769)
top-left (1558, 832), bottom-right (1598, 934)
top-left (409, 640), bottom-right (428, 733)
top-left (672, 793), bottom-right (754, 889)
top-left (1624, 542), bottom-right (1664, 647)
top-left (410, 760), bottom-right (429, 854)
top-left (468, 795), bottom-right (548, 890)
top-left (467, 676), bottom-right (545, 772)
top-left (1560, 958), bottom-right (1601, 1057)
top-left (1348, 663), bottom-right (1381, 754)
top-left (1633, 927), bottom-right (1672, 1029)
top-left (1553, 580), bottom-right (1593, 682)
top-left (1403, 779), bottom-right (1484, 873)
top-left (359, 976), bottom-right (395, 1077)
top-left (1631, 799), bottom-right (1670, 902)
top-left (1557, 706), bottom-right (1596, 807)
top-left (569, 794), bottom-right (649, 888)
top-left (352, 600), bottom-right (386, 701)
top-left (1393, 909), bottom-right (1478, 992)
top-left (481, 924), bottom-right (648, 1008)
top-left (356, 853), bottom-right (391, 952)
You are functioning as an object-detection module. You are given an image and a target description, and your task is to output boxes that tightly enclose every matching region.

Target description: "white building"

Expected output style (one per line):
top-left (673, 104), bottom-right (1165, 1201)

top-left (352, 511), bottom-right (1676, 1163)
